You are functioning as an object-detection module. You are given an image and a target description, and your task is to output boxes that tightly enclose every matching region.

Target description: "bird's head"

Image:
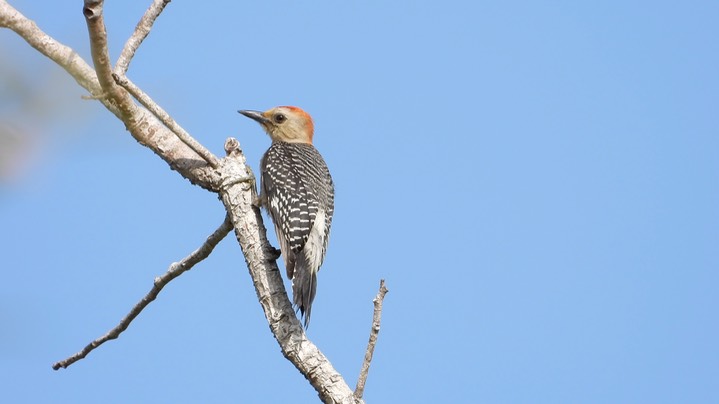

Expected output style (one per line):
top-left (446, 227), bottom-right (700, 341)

top-left (238, 106), bottom-right (314, 144)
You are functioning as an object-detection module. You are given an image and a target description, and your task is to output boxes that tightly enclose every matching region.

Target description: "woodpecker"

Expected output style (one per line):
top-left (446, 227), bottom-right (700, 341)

top-left (238, 106), bottom-right (334, 327)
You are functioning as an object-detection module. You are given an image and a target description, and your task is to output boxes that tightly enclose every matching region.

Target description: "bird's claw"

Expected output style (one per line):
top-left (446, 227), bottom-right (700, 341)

top-left (266, 246), bottom-right (282, 261)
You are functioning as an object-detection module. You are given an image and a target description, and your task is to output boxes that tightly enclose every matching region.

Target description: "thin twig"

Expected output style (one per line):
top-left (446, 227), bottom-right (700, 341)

top-left (114, 73), bottom-right (220, 168)
top-left (354, 279), bottom-right (389, 400)
top-left (52, 216), bottom-right (233, 370)
top-left (115, 0), bottom-right (171, 75)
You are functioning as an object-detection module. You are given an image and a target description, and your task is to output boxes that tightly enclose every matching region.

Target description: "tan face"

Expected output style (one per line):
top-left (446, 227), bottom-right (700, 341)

top-left (240, 106), bottom-right (314, 144)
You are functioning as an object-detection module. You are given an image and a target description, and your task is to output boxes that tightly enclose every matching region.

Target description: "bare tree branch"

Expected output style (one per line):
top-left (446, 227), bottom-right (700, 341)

top-left (3, 1), bottom-right (381, 402)
top-left (354, 279), bottom-right (389, 400)
top-left (83, 0), bottom-right (133, 116)
top-left (52, 216), bottom-right (233, 370)
top-left (220, 139), bottom-right (363, 404)
top-left (82, 0), bottom-right (218, 169)
top-left (114, 73), bottom-right (220, 168)
top-left (115, 0), bottom-right (170, 75)
top-left (1, 1), bottom-right (219, 188)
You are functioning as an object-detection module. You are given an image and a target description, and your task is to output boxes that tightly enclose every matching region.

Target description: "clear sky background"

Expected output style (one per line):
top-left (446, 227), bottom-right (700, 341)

top-left (1, 1), bottom-right (717, 403)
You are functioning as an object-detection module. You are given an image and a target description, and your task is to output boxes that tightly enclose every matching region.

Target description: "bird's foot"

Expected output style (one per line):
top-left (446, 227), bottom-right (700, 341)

top-left (265, 245), bottom-right (281, 261)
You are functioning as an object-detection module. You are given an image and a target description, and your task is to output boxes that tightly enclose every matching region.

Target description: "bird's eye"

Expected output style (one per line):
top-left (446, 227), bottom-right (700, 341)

top-left (274, 113), bottom-right (287, 124)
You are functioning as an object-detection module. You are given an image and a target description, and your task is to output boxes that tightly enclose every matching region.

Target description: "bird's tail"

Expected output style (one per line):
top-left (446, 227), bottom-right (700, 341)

top-left (292, 253), bottom-right (317, 328)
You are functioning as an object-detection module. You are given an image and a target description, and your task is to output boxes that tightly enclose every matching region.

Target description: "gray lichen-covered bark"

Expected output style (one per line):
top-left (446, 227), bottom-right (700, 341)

top-left (220, 140), bottom-right (360, 403)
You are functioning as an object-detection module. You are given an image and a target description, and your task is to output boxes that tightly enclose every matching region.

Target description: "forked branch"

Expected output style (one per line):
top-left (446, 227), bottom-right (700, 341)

top-left (113, 73), bottom-right (220, 168)
top-left (2, 0), bottom-right (385, 401)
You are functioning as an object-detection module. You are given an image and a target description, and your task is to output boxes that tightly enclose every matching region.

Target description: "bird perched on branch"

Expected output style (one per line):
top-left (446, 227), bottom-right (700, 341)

top-left (238, 106), bottom-right (334, 327)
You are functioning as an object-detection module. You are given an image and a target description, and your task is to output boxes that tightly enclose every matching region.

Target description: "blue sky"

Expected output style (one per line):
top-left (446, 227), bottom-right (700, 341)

top-left (1, 1), bottom-right (718, 403)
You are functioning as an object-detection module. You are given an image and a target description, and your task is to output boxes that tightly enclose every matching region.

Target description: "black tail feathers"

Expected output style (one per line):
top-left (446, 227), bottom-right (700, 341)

top-left (292, 254), bottom-right (318, 328)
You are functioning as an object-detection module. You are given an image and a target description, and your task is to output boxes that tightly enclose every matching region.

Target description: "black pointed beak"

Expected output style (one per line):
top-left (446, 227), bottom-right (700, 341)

top-left (238, 110), bottom-right (270, 124)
